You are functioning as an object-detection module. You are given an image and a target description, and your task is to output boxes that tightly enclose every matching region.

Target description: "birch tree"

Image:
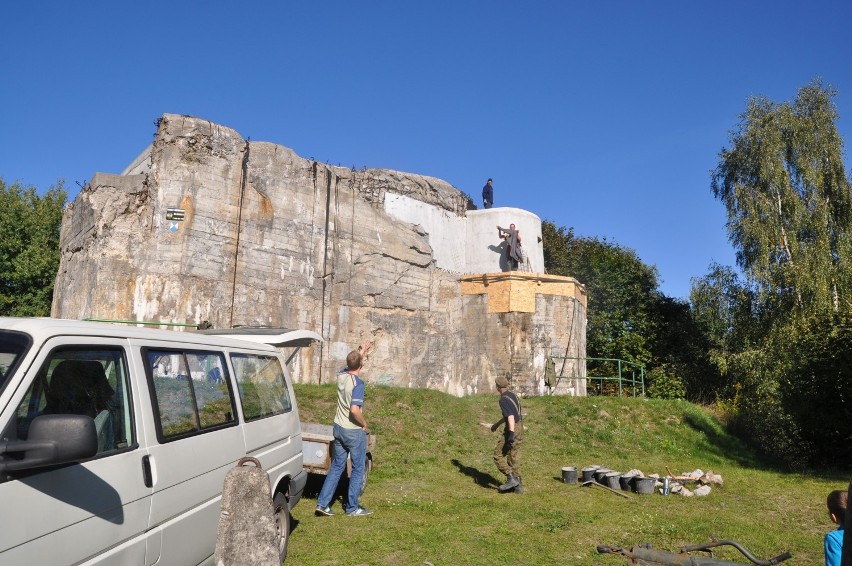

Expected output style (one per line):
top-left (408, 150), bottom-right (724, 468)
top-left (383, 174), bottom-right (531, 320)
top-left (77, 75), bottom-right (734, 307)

top-left (711, 80), bottom-right (852, 315)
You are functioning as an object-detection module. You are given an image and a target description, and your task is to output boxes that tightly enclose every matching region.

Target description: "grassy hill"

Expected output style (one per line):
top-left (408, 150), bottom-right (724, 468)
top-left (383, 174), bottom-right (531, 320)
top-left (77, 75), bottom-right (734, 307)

top-left (288, 383), bottom-right (847, 565)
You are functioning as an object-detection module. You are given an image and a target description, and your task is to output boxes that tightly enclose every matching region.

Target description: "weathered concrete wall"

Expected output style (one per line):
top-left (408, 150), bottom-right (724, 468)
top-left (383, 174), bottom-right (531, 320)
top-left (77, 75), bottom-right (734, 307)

top-left (52, 113), bottom-right (585, 396)
top-left (383, 197), bottom-right (545, 274)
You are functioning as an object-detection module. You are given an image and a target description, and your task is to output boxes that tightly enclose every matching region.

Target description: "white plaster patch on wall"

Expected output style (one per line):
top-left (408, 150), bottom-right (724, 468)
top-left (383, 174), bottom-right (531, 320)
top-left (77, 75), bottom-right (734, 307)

top-left (330, 341), bottom-right (351, 361)
top-left (384, 193), bottom-right (466, 272)
top-left (133, 274), bottom-right (160, 321)
top-left (384, 195), bottom-right (545, 274)
top-left (448, 380), bottom-right (463, 397)
top-left (337, 305), bottom-right (350, 330)
top-left (305, 259), bottom-right (315, 287)
top-left (465, 208), bottom-right (544, 274)
top-left (534, 352), bottom-right (545, 373)
top-left (289, 359), bottom-right (303, 382)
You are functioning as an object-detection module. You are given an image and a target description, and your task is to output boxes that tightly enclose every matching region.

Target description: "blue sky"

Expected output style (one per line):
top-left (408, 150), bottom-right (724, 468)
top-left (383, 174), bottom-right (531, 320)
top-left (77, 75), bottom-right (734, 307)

top-left (2, 1), bottom-right (850, 300)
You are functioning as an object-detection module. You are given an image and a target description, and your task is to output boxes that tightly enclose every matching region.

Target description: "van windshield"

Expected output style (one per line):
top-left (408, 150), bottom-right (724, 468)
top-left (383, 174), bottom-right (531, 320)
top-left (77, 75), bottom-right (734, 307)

top-left (0, 330), bottom-right (32, 393)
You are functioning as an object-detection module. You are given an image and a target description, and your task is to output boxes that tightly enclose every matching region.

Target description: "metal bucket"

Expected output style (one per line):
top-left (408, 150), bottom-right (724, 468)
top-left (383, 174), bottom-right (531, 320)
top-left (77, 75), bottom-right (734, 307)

top-left (561, 466), bottom-right (578, 484)
top-left (593, 468), bottom-right (612, 484)
top-left (605, 471), bottom-right (622, 490)
top-left (619, 473), bottom-right (636, 491)
top-left (581, 466), bottom-right (599, 483)
top-left (634, 476), bottom-right (656, 494)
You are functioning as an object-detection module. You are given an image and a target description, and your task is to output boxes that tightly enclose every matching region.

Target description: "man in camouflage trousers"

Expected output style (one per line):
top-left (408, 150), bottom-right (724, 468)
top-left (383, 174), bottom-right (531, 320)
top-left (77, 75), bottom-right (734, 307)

top-left (487, 375), bottom-right (523, 494)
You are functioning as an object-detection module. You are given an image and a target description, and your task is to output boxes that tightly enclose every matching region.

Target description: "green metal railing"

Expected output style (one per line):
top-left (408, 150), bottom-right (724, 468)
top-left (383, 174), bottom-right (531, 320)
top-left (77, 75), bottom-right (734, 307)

top-left (549, 356), bottom-right (645, 397)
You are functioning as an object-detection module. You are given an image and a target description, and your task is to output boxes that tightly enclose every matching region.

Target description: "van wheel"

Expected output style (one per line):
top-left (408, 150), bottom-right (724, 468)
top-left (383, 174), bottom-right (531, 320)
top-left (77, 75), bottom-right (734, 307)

top-left (273, 491), bottom-right (290, 562)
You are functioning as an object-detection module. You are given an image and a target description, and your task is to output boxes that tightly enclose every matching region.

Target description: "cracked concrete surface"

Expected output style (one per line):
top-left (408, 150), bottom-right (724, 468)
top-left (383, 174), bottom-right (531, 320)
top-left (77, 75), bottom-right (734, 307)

top-left (53, 113), bottom-right (585, 396)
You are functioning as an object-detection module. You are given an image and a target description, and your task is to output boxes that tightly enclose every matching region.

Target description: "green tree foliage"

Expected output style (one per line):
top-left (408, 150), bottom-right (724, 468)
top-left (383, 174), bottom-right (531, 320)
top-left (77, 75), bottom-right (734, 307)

top-left (645, 296), bottom-right (705, 401)
top-left (542, 221), bottom-right (657, 367)
top-left (712, 80), bottom-right (852, 317)
top-left (542, 221), bottom-right (705, 400)
top-left (690, 263), bottom-right (758, 354)
top-left (704, 80), bottom-right (852, 468)
top-left (0, 178), bottom-right (66, 316)
top-left (779, 315), bottom-right (852, 467)
top-left (688, 263), bottom-right (766, 402)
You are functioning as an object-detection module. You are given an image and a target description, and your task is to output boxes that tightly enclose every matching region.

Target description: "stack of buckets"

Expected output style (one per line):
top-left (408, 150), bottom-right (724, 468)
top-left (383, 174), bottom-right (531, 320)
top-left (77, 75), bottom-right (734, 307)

top-left (561, 465), bottom-right (657, 494)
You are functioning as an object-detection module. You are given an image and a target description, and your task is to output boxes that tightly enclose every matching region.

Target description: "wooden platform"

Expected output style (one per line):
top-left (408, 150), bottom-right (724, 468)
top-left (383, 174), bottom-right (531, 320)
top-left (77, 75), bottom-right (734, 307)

top-left (459, 272), bottom-right (587, 313)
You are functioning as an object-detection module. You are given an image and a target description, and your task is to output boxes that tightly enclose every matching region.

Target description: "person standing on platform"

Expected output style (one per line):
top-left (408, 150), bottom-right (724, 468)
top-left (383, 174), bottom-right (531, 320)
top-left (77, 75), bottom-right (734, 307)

top-left (498, 224), bottom-right (521, 271)
top-left (482, 178), bottom-right (494, 209)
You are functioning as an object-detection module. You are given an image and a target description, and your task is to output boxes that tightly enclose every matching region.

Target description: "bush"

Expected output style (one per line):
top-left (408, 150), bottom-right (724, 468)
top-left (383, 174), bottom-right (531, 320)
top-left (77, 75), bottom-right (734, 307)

top-left (724, 348), bottom-right (811, 470)
top-left (647, 366), bottom-right (686, 400)
top-left (779, 316), bottom-right (852, 468)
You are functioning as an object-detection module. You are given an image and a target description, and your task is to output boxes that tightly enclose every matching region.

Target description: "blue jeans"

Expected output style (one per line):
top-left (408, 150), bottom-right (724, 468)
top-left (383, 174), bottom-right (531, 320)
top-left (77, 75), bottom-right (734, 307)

top-left (316, 423), bottom-right (367, 513)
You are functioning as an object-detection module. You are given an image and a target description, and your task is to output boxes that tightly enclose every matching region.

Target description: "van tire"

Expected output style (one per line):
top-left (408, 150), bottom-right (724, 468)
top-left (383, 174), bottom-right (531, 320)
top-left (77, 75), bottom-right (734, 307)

top-left (272, 491), bottom-right (290, 562)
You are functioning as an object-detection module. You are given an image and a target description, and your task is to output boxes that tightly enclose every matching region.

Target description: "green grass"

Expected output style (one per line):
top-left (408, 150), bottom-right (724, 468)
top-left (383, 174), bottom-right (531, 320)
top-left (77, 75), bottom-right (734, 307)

top-left (289, 384), bottom-right (847, 565)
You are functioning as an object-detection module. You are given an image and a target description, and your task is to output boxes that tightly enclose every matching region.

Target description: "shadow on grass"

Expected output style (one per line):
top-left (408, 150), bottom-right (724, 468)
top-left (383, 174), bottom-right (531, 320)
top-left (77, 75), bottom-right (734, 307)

top-left (301, 472), bottom-right (353, 507)
top-left (681, 410), bottom-right (766, 469)
top-left (302, 472), bottom-right (325, 498)
top-left (288, 474), bottom-right (352, 538)
top-left (684, 410), bottom-right (852, 479)
top-left (451, 458), bottom-right (501, 489)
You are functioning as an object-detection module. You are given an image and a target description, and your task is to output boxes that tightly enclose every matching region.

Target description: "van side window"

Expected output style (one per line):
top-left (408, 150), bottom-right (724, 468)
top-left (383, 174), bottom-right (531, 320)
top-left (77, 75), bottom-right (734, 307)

top-left (14, 348), bottom-right (132, 455)
top-left (230, 354), bottom-right (292, 421)
top-left (146, 350), bottom-right (235, 440)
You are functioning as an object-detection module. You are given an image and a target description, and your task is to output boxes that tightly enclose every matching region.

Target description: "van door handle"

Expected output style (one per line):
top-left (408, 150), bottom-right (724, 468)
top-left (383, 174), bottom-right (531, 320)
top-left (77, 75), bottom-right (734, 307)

top-left (142, 455), bottom-right (153, 487)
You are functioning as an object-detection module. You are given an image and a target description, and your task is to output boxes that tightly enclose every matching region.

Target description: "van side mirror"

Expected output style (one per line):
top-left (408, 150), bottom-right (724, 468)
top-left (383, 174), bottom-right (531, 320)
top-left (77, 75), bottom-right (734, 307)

top-left (0, 414), bottom-right (98, 473)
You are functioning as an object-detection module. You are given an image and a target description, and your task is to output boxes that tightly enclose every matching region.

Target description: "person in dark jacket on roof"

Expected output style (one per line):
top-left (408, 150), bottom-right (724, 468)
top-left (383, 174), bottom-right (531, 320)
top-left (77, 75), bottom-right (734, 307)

top-left (482, 178), bottom-right (494, 209)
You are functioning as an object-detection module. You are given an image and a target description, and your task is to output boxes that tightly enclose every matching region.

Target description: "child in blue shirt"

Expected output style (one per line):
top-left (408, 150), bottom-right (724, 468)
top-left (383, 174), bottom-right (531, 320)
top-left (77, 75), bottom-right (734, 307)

top-left (825, 489), bottom-right (847, 566)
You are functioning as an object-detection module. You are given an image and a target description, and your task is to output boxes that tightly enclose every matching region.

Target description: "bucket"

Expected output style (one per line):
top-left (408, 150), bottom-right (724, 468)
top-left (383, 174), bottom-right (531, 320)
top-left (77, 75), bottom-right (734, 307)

top-left (593, 468), bottom-right (612, 484)
top-left (634, 476), bottom-right (656, 495)
top-left (619, 473), bottom-right (636, 491)
top-left (581, 466), bottom-right (599, 483)
top-left (605, 471), bottom-right (622, 490)
top-left (561, 466), bottom-right (577, 484)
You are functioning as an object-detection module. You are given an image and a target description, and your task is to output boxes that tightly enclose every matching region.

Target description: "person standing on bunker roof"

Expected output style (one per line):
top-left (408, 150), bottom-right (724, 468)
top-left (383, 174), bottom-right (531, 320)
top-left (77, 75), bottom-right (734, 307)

top-left (315, 340), bottom-right (373, 517)
top-left (497, 224), bottom-right (522, 271)
top-left (482, 178), bottom-right (494, 209)
top-left (483, 375), bottom-right (523, 494)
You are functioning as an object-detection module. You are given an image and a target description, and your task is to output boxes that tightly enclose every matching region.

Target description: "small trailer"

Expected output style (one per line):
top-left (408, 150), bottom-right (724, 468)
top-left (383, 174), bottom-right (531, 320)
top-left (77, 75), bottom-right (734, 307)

top-left (301, 422), bottom-right (376, 493)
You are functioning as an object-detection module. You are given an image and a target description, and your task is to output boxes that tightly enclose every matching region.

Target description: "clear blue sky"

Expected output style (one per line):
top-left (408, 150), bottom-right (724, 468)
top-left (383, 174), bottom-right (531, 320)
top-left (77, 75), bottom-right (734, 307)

top-left (2, 1), bottom-right (850, 300)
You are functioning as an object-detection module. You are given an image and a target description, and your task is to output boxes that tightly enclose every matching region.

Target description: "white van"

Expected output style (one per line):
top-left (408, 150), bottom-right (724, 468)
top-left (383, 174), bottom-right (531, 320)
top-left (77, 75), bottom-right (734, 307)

top-left (0, 318), bottom-right (317, 565)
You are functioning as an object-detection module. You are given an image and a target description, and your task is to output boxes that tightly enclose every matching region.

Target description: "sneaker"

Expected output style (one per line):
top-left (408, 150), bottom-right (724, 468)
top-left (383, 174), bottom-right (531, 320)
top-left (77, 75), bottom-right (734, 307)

top-left (345, 506), bottom-right (373, 517)
top-left (315, 505), bottom-right (334, 516)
